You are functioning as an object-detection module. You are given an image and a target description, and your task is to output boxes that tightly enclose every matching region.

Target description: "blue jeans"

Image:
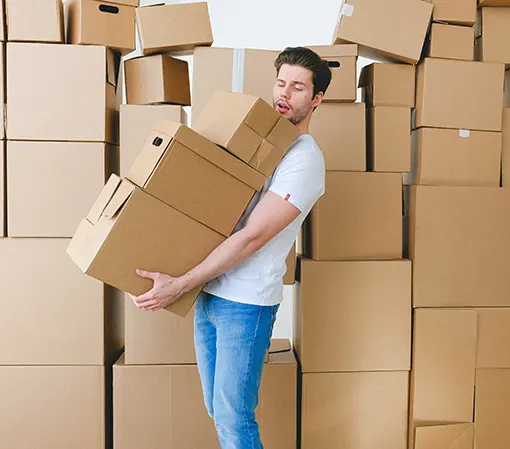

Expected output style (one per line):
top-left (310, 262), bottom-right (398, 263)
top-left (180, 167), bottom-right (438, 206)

top-left (194, 292), bottom-right (279, 449)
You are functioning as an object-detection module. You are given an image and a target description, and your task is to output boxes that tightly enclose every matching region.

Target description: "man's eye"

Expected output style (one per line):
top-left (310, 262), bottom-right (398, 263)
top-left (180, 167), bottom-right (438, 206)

top-left (294, 87), bottom-right (303, 92)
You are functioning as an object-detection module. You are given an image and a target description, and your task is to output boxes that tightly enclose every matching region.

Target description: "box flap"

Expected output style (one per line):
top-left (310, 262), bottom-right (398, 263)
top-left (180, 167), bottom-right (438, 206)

top-left (268, 339), bottom-right (291, 354)
top-left (103, 179), bottom-right (136, 219)
top-left (245, 98), bottom-right (280, 137)
top-left (414, 423), bottom-right (474, 449)
top-left (86, 174), bottom-right (122, 224)
top-left (307, 44), bottom-right (359, 58)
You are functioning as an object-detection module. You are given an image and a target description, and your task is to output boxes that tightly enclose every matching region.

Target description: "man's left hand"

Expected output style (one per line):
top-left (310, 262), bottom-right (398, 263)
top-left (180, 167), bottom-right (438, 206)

top-left (129, 269), bottom-right (185, 311)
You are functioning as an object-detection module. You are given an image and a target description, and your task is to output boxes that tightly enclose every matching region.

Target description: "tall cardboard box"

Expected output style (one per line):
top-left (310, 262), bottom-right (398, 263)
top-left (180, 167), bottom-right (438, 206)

top-left (0, 141), bottom-right (4, 238)
top-left (7, 43), bottom-right (120, 142)
top-left (475, 308), bottom-right (510, 368)
top-left (502, 108), bottom-right (510, 186)
top-left (332, 0), bottom-right (433, 64)
top-left (0, 365), bottom-right (108, 449)
top-left (408, 186), bottom-right (510, 307)
top-left (423, 0), bottom-right (477, 25)
top-left (6, 0), bottom-right (64, 43)
top-left (425, 23), bottom-right (474, 61)
top-left (136, 2), bottom-right (213, 56)
top-left (120, 104), bottom-right (185, 175)
top-left (359, 63), bottom-right (416, 107)
top-left (309, 103), bottom-right (366, 171)
top-left (302, 371), bottom-right (409, 449)
top-left (294, 258), bottom-right (411, 373)
top-left (404, 128), bottom-right (501, 187)
top-left (7, 141), bottom-right (118, 237)
top-left (192, 47), bottom-right (278, 124)
top-left (0, 239), bottom-right (124, 365)
top-left (302, 172), bottom-right (403, 261)
top-left (413, 424), bottom-right (474, 449)
top-left (306, 44), bottom-right (358, 102)
top-left (125, 54), bottom-right (191, 106)
top-left (414, 58), bottom-right (505, 131)
top-left (475, 8), bottom-right (510, 66)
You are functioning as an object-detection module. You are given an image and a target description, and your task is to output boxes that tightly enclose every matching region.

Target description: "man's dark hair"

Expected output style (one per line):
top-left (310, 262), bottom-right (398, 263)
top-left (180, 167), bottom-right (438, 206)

top-left (274, 47), bottom-right (332, 98)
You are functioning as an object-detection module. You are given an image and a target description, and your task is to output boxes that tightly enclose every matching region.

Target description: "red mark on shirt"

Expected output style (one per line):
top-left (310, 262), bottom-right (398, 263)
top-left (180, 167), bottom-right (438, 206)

top-left (285, 194), bottom-right (290, 201)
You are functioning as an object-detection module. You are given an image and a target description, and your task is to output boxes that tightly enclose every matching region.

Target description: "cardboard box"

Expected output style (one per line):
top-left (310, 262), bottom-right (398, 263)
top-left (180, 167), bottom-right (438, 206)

top-left (502, 109), bottom-right (510, 186)
top-left (306, 44), bottom-right (358, 102)
top-left (294, 258), bottom-right (411, 373)
top-left (309, 103), bottom-right (366, 171)
top-left (283, 244), bottom-right (296, 285)
top-left (193, 91), bottom-right (299, 166)
top-left (302, 371), bottom-right (409, 449)
top-left (114, 349), bottom-right (297, 449)
top-left (404, 128), bottom-right (501, 187)
top-left (6, 0), bottom-right (64, 43)
top-left (332, 0), bottom-right (433, 64)
top-left (413, 424), bottom-right (474, 449)
top-left (0, 365), bottom-right (108, 449)
top-left (192, 47), bottom-right (278, 124)
top-left (425, 23), bottom-right (474, 61)
top-left (408, 186), bottom-right (510, 307)
top-left (67, 174), bottom-right (225, 318)
top-left (302, 172), bottom-right (402, 261)
top-left (0, 141), bottom-right (4, 238)
top-left (423, 0), bottom-right (477, 26)
top-left (474, 369), bottom-right (510, 449)
top-left (475, 8), bottom-right (510, 66)
top-left (0, 238), bottom-right (124, 365)
top-left (125, 54), bottom-right (191, 106)
top-left (126, 120), bottom-right (264, 237)
top-left (120, 105), bottom-right (185, 175)
top-left (414, 58), bottom-right (505, 131)
top-left (474, 308), bottom-right (510, 368)
top-left (367, 106), bottom-right (411, 172)
top-left (7, 141), bottom-right (118, 237)
top-left (359, 63), bottom-right (416, 107)
top-left (136, 2), bottom-right (213, 56)
top-left (7, 43), bottom-right (120, 143)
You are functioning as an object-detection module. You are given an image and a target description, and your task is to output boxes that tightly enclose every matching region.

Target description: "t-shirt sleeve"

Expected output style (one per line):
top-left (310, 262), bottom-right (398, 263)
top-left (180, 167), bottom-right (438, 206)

top-left (268, 148), bottom-right (326, 214)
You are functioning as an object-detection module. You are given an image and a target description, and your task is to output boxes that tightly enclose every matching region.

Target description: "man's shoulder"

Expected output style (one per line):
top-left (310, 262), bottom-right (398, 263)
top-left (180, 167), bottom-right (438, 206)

top-left (283, 134), bottom-right (324, 165)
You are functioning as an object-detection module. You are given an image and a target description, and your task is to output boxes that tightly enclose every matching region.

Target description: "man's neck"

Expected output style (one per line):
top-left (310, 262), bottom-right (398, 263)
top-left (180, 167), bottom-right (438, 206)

top-left (295, 115), bottom-right (311, 136)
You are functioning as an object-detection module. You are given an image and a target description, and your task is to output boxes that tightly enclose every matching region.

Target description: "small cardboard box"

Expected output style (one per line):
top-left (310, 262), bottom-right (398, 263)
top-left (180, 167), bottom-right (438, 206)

top-left (425, 23), bottom-right (474, 61)
top-left (475, 7), bottom-right (510, 67)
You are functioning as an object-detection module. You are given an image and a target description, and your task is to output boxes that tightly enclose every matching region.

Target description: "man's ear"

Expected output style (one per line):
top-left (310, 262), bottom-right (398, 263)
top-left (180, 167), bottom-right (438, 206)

top-left (312, 92), bottom-right (324, 109)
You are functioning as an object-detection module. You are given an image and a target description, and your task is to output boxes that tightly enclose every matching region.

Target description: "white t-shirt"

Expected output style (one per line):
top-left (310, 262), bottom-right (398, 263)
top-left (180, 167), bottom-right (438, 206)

top-left (203, 133), bottom-right (326, 306)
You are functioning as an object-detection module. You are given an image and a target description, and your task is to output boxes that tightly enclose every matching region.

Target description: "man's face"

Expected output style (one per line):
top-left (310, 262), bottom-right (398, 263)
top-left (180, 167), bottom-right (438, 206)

top-left (273, 63), bottom-right (316, 126)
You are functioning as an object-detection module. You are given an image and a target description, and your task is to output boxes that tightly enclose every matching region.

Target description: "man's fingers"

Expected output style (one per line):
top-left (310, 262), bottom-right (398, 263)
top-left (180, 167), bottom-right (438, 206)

top-left (134, 290), bottom-right (156, 304)
top-left (136, 269), bottom-right (159, 281)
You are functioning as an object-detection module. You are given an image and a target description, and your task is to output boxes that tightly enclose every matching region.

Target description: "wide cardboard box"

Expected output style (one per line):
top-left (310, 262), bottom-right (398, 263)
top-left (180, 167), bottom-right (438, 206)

top-left (306, 44), bottom-right (358, 102)
top-left (7, 43), bottom-right (120, 142)
top-left (0, 141), bottom-right (4, 237)
top-left (120, 105), bottom-right (185, 175)
top-left (502, 108), bottom-right (510, 186)
top-left (192, 47), bottom-right (278, 123)
top-left (0, 365), bottom-right (108, 449)
top-left (283, 244), bottom-right (296, 285)
top-left (114, 348), bottom-right (297, 449)
top-left (309, 103), bottom-right (366, 171)
top-left (474, 308), bottom-right (510, 368)
top-left (7, 141), bottom-right (118, 237)
top-left (425, 23), bottom-right (474, 61)
top-left (294, 258), bottom-right (411, 373)
top-left (302, 172), bottom-right (402, 261)
top-left (125, 54), bottom-right (191, 106)
top-left (302, 371), bottom-right (409, 449)
top-left (404, 128), bottom-right (501, 187)
top-left (413, 424), bottom-right (474, 449)
top-left (67, 175), bottom-right (225, 317)
top-left (408, 186), bottom-right (510, 307)
top-left (424, 0), bottom-right (477, 25)
top-left (6, 0), bottom-right (64, 43)
top-left (126, 120), bottom-right (264, 237)
top-left (367, 106), bottom-right (411, 172)
top-left (414, 58), bottom-right (504, 131)
top-left (359, 63), bottom-right (416, 107)
top-left (332, 0), bottom-right (433, 64)
top-left (475, 8), bottom-right (510, 66)
top-left (136, 2), bottom-right (213, 56)
top-left (0, 239), bottom-right (124, 365)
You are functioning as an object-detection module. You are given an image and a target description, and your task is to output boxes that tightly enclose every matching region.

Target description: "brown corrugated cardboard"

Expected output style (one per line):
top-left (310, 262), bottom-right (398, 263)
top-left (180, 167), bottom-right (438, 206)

top-left (67, 175), bottom-right (225, 317)
top-left (302, 172), bottom-right (402, 261)
top-left (359, 63), bottom-right (416, 107)
top-left (136, 2), bottom-right (213, 56)
top-left (0, 142), bottom-right (4, 237)
top-left (332, 0), bottom-right (433, 64)
top-left (7, 141), bottom-right (118, 237)
top-left (302, 371), bottom-right (409, 449)
top-left (309, 103), bottom-right (366, 171)
top-left (294, 258), bottom-right (411, 373)
top-left (474, 369), bottom-right (510, 449)
top-left (367, 106), bottom-right (411, 172)
top-left (475, 8), bottom-right (510, 66)
top-left (6, 0), bottom-right (64, 43)
top-left (7, 43), bottom-right (120, 142)
top-left (423, 0), bottom-right (477, 26)
top-left (413, 424), bottom-right (474, 449)
top-left (415, 58), bottom-right (504, 131)
top-left (479, 0), bottom-right (510, 4)
top-left (114, 349), bottom-right (296, 449)
top-left (125, 54), bottom-right (191, 106)
top-left (474, 308), bottom-right (510, 368)
top-left (192, 47), bottom-right (278, 124)
top-left (283, 243), bottom-right (296, 285)
top-left (425, 23), bottom-right (474, 61)
top-left (404, 128), bottom-right (501, 187)
top-left (126, 119), bottom-right (264, 237)
top-left (0, 365), bottom-right (107, 449)
top-left (408, 186), bottom-right (510, 307)
top-left (306, 44), bottom-right (358, 102)
top-left (0, 238), bottom-right (124, 365)
top-left (502, 109), bottom-right (510, 186)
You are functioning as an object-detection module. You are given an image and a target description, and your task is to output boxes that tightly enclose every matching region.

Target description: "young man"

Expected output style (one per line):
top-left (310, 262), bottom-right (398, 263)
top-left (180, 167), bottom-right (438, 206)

top-left (131, 47), bottom-right (331, 448)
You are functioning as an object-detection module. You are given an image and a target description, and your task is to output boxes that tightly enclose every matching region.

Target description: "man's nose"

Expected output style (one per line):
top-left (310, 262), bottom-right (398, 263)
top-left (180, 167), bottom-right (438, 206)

top-left (281, 86), bottom-right (291, 99)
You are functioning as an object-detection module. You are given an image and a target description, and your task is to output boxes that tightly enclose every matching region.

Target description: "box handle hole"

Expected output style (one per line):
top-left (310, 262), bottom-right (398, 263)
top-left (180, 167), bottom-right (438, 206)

top-left (152, 137), bottom-right (163, 147)
top-left (328, 61), bottom-right (341, 69)
top-left (99, 4), bottom-right (119, 14)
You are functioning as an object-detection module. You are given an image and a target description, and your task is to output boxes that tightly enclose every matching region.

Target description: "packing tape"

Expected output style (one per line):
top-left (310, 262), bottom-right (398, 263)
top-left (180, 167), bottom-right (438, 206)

top-left (232, 48), bottom-right (245, 93)
top-left (340, 3), bottom-right (354, 17)
top-left (459, 129), bottom-right (470, 138)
